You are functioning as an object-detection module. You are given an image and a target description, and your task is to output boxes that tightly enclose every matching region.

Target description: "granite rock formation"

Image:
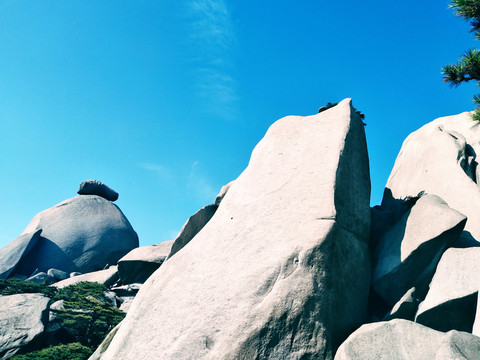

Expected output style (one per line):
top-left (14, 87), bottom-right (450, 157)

top-left (97, 99), bottom-right (371, 360)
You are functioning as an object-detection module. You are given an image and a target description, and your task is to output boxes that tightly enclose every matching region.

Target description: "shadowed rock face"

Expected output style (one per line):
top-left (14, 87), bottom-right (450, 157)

top-left (14, 195), bottom-right (138, 275)
top-left (0, 230), bottom-right (42, 279)
top-left (99, 99), bottom-right (371, 360)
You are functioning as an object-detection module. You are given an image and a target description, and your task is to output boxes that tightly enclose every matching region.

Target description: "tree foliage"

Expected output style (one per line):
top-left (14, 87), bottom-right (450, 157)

top-left (442, 0), bottom-right (480, 119)
top-left (11, 343), bottom-right (92, 360)
top-left (0, 278), bottom-right (57, 298)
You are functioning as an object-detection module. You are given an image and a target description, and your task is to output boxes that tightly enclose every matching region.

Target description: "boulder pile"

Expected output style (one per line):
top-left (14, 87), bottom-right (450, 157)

top-left (2, 103), bottom-right (480, 359)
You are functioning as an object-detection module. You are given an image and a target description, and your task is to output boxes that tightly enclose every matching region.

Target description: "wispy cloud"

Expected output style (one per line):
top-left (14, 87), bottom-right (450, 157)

top-left (188, 160), bottom-right (218, 203)
top-left (138, 162), bottom-right (174, 180)
top-left (186, 0), bottom-right (238, 120)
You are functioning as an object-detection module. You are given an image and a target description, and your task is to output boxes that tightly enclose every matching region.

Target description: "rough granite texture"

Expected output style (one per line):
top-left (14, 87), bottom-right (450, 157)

top-left (0, 294), bottom-right (49, 359)
top-left (334, 319), bottom-right (480, 360)
top-left (384, 111), bottom-right (480, 246)
top-left (416, 247), bottom-right (480, 333)
top-left (372, 194), bottom-right (466, 305)
top-left (15, 195), bottom-right (138, 274)
top-left (99, 99), bottom-right (371, 360)
top-left (0, 230), bottom-right (42, 279)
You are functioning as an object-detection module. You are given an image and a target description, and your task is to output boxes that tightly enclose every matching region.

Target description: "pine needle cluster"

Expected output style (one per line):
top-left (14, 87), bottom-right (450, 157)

top-left (442, 0), bottom-right (480, 120)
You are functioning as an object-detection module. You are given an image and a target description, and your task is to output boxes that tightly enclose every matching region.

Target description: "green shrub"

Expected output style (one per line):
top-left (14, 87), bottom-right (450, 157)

top-left (51, 282), bottom-right (125, 350)
top-left (11, 343), bottom-right (92, 360)
top-left (0, 278), bottom-right (57, 298)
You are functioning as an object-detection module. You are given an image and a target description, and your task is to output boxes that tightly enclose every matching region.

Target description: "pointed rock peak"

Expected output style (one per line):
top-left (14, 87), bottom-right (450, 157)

top-left (77, 180), bottom-right (119, 202)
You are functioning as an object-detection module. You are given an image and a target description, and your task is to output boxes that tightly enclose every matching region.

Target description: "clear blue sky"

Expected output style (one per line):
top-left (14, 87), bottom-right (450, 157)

top-left (1, 0), bottom-right (478, 248)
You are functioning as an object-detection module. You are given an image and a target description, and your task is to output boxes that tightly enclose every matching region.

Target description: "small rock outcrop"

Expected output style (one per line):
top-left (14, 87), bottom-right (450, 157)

top-left (0, 230), bottom-right (42, 280)
top-left (10, 194), bottom-right (138, 275)
top-left (97, 99), bottom-right (371, 359)
top-left (416, 247), bottom-right (480, 333)
top-left (53, 266), bottom-right (119, 289)
top-left (384, 111), bottom-right (480, 246)
top-left (167, 204), bottom-right (218, 259)
top-left (372, 194), bottom-right (466, 305)
top-left (117, 241), bottom-right (173, 284)
top-left (0, 294), bottom-right (50, 359)
top-left (334, 319), bottom-right (480, 360)
top-left (77, 180), bottom-right (119, 202)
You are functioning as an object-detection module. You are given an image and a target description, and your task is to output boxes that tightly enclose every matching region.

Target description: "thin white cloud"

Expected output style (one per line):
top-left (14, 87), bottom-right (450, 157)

top-left (138, 162), bottom-right (174, 180)
top-left (188, 161), bottom-right (218, 203)
top-left (186, 0), bottom-right (238, 120)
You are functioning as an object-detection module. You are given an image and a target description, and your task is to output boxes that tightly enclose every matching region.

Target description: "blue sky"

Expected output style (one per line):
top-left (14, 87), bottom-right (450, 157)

top-left (1, 0), bottom-right (479, 248)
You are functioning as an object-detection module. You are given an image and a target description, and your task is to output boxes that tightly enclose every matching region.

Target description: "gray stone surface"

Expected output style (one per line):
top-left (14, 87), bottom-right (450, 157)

top-left (214, 180), bottom-right (234, 206)
top-left (383, 288), bottom-right (419, 322)
top-left (334, 319), bottom-right (480, 360)
top-left (14, 195), bottom-right (138, 275)
top-left (26, 272), bottom-right (55, 285)
top-left (47, 268), bottom-right (68, 281)
top-left (118, 241), bottom-right (173, 284)
top-left (372, 194), bottom-right (466, 305)
top-left (0, 230), bottom-right (42, 279)
top-left (167, 204), bottom-right (218, 259)
top-left (0, 293), bottom-right (49, 359)
top-left (53, 266), bottom-right (119, 289)
top-left (99, 99), bottom-right (371, 359)
top-left (78, 180), bottom-right (119, 201)
top-left (416, 247), bottom-right (480, 333)
top-left (384, 111), bottom-right (480, 246)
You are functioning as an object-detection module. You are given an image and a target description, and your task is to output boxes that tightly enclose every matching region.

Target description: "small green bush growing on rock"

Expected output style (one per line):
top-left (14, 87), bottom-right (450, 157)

top-left (51, 282), bottom-right (125, 350)
top-left (11, 343), bottom-right (92, 360)
top-left (0, 278), bottom-right (57, 297)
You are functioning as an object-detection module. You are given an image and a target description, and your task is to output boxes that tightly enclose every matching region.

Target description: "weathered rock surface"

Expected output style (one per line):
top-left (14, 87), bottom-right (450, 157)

top-left (334, 319), bottom-right (480, 360)
top-left (77, 180), bottom-right (119, 202)
top-left (25, 272), bottom-right (55, 285)
top-left (167, 204), bottom-right (218, 259)
top-left (47, 268), bottom-right (68, 281)
top-left (98, 99), bottom-right (371, 359)
top-left (53, 266), bottom-right (119, 289)
top-left (383, 287), bottom-right (419, 322)
top-left (0, 230), bottom-right (42, 279)
top-left (372, 194), bottom-right (466, 305)
top-left (0, 293), bottom-right (49, 359)
top-left (11, 195), bottom-right (138, 275)
top-left (214, 180), bottom-right (234, 206)
top-left (384, 111), bottom-right (480, 245)
top-left (416, 247), bottom-right (480, 333)
top-left (118, 241), bottom-right (173, 284)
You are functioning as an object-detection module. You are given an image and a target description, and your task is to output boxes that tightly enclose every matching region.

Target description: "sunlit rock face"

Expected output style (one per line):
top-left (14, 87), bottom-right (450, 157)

top-left (11, 194), bottom-right (138, 275)
top-left (99, 98), bottom-right (371, 360)
top-left (383, 111), bottom-right (480, 247)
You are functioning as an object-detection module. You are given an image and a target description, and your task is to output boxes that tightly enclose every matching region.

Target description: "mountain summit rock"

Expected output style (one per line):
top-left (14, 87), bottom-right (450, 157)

top-left (98, 98), bottom-right (371, 359)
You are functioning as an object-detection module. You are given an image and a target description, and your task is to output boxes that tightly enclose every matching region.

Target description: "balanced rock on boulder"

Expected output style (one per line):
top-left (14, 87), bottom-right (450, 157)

top-left (7, 193), bottom-right (138, 276)
top-left (97, 99), bottom-right (371, 359)
top-left (78, 180), bottom-right (119, 202)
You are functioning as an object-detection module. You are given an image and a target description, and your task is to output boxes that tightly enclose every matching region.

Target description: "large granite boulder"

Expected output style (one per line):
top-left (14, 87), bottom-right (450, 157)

top-left (0, 293), bottom-right (50, 359)
top-left (415, 247), bottom-right (480, 333)
top-left (118, 241), bottom-right (173, 284)
top-left (167, 204), bottom-right (218, 259)
top-left (383, 111), bottom-right (480, 245)
top-left (372, 194), bottom-right (466, 305)
top-left (334, 319), bottom-right (480, 360)
top-left (10, 195), bottom-right (138, 275)
top-left (0, 230), bottom-right (42, 279)
top-left (97, 99), bottom-right (371, 359)
top-left (77, 180), bottom-right (119, 202)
